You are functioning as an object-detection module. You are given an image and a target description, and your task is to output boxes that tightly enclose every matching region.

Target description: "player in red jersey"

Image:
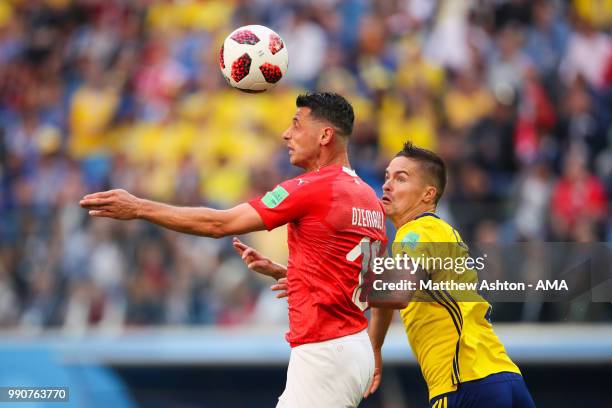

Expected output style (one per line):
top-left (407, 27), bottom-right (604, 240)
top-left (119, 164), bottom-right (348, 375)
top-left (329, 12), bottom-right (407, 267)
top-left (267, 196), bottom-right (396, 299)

top-left (80, 92), bottom-right (387, 407)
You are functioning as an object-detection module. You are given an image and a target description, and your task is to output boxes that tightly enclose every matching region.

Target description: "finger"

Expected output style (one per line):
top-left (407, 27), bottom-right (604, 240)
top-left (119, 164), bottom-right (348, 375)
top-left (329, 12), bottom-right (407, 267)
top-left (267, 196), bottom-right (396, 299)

top-left (232, 242), bottom-right (245, 255)
top-left (364, 374), bottom-right (380, 398)
top-left (81, 203), bottom-right (114, 212)
top-left (82, 191), bottom-right (113, 200)
top-left (247, 260), bottom-right (268, 270)
top-left (276, 292), bottom-right (288, 298)
top-left (371, 376), bottom-right (380, 394)
top-left (89, 210), bottom-right (112, 217)
top-left (271, 283), bottom-right (287, 291)
top-left (80, 197), bottom-right (113, 207)
top-left (277, 277), bottom-right (287, 284)
top-left (363, 381), bottom-right (374, 398)
top-left (241, 248), bottom-right (255, 260)
top-left (232, 237), bottom-right (247, 248)
top-left (233, 242), bottom-right (248, 252)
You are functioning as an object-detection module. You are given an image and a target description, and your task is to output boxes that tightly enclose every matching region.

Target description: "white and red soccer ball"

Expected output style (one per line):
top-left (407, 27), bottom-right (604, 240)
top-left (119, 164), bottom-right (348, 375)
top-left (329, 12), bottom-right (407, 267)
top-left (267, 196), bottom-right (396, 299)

top-left (219, 25), bottom-right (289, 93)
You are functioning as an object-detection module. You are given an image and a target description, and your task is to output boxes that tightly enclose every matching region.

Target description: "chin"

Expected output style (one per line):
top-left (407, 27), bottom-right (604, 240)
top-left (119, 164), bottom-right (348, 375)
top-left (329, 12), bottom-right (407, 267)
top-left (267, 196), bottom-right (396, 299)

top-left (382, 203), bottom-right (393, 215)
top-left (289, 156), bottom-right (303, 167)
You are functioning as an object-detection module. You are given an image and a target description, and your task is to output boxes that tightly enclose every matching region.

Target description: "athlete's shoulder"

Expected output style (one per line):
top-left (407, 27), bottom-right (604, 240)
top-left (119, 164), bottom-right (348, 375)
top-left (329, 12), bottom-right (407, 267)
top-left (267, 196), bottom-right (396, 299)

top-left (255, 171), bottom-right (321, 211)
top-left (286, 164), bottom-right (342, 188)
top-left (395, 213), bottom-right (455, 244)
top-left (337, 166), bottom-right (380, 196)
top-left (279, 170), bottom-right (323, 192)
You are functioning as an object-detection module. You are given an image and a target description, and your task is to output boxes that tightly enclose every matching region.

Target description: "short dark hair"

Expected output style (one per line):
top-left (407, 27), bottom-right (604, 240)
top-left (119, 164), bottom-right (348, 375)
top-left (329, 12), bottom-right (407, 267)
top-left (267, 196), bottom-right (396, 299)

top-left (296, 92), bottom-right (354, 137)
top-left (396, 142), bottom-right (447, 204)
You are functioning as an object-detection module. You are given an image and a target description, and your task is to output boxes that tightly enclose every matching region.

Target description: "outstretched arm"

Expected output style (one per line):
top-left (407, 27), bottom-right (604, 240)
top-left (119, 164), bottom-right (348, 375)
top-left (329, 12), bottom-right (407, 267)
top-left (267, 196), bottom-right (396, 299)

top-left (80, 189), bottom-right (266, 238)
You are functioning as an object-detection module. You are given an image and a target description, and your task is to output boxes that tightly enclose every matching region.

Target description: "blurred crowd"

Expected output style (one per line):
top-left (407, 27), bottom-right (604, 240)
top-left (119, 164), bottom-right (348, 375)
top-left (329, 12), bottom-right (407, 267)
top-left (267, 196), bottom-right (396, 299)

top-left (0, 0), bottom-right (610, 331)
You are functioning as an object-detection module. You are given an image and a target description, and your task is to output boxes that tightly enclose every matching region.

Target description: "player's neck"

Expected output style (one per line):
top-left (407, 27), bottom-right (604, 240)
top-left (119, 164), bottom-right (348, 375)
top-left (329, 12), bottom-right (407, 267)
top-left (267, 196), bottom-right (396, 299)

top-left (393, 205), bottom-right (436, 229)
top-left (307, 150), bottom-right (350, 172)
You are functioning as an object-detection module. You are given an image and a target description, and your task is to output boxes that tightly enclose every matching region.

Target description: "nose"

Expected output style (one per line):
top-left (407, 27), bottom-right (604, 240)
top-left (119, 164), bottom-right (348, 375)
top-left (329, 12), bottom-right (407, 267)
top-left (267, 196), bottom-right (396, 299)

top-left (383, 179), bottom-right (391, 192)
top-left (282, 128), bottom-right (290, 141)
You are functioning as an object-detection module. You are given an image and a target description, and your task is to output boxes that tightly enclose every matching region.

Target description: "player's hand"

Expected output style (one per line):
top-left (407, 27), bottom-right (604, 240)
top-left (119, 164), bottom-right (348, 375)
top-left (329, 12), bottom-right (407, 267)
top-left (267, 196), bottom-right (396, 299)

top-left (232, 237), bottom-right (287, 281)
top-left (79, 189), bottom-right (140, 220)
top-left (271, 277), bottom-right (288, 299)
top-left (364, 347), bottom-right (382, 398)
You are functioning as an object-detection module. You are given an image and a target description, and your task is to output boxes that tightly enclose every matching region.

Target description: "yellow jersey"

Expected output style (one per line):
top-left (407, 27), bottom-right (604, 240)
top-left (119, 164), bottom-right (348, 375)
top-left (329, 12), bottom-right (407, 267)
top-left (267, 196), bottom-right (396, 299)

top-left (394, 212), bottom-right (521, 401)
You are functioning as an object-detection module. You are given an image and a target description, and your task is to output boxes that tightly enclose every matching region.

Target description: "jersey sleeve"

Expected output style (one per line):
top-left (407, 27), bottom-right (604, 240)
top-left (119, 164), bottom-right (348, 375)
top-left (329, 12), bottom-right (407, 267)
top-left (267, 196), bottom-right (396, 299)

top-left (248, 178), bottom-right (314, 231)
top-left (393, 223), bottom-right (428, 258)
top-left (393, 222), bottom-right (436, 279)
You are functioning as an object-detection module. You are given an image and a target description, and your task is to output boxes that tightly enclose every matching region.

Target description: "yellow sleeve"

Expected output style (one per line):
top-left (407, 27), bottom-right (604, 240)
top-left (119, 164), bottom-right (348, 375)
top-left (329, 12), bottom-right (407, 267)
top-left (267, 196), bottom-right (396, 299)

top-left (393, 220), bottom-right (431, 259)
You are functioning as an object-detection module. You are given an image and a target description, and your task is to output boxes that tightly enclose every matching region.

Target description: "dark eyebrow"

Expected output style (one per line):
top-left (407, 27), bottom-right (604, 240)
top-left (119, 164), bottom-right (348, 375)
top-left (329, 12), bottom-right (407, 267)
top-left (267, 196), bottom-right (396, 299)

top-left (388, 170), bottom-right (409, 177)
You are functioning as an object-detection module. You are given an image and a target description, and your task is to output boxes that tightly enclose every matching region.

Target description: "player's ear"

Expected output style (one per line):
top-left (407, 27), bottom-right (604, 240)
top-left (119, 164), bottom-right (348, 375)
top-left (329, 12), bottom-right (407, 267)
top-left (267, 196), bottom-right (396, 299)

top-left (320, 126), bottom-right (334, 146)
top-left (423, 185), bottom-right (437, 204)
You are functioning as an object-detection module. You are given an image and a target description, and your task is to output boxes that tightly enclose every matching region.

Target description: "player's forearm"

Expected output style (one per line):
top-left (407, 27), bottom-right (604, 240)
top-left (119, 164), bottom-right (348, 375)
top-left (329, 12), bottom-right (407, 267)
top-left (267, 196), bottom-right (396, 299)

top-left (368, 308), bottom-right (394, 351)
top-left (137, 199), bottom-right (226, 238)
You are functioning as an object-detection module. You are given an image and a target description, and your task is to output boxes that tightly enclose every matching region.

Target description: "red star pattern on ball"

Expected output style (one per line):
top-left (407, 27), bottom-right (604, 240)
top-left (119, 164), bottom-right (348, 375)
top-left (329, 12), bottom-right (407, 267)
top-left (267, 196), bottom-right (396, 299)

top-left (231, 53), bottom-right (252, 82)
top-left (268, 33), bottom-right (284, 55)
top-left (219, 45), bottom-right (225, 69)
top-left (259, 63), bottom-right (282, 83)
top-left (231, 30), bottom-right (260, 45)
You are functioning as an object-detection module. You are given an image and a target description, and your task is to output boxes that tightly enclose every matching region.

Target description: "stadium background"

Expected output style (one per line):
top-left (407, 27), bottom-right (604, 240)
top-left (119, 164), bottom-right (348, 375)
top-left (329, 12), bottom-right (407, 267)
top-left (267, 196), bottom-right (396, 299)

top-left (0, 0), bottom-right (610, 407)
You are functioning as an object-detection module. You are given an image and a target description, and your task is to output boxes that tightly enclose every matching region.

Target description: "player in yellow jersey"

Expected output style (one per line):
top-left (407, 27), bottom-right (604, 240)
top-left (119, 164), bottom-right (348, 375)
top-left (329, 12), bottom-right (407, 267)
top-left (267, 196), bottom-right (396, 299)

top-left (368, 142), bottom-right (535, 407)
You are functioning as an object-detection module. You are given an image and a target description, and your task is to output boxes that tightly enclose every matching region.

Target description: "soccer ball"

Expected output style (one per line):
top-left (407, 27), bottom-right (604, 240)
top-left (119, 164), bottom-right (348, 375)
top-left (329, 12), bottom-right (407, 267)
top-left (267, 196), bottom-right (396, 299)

top-left (219, 25), bottom-right (289, 93)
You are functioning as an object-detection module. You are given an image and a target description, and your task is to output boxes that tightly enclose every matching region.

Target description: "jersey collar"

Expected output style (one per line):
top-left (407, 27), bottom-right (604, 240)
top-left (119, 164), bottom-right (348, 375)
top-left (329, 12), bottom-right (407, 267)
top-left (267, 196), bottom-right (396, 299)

top-left (342, 166), bottom-right (357, 177)
top-left (415, 211), bottom-right (439, 220)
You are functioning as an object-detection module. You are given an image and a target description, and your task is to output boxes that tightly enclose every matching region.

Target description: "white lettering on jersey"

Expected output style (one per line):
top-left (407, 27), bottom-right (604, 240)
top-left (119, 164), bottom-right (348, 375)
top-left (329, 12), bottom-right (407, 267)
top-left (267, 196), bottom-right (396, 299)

top-left (351, 207), bottom-right (384, 230)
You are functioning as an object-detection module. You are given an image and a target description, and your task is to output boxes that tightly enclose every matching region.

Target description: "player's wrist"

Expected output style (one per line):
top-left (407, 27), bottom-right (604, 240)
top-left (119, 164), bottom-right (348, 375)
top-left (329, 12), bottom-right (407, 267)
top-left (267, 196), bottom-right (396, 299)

top-left (272, 263), bottom-right (287, 280)
top-left (134, 197), bottom-right (145, 219)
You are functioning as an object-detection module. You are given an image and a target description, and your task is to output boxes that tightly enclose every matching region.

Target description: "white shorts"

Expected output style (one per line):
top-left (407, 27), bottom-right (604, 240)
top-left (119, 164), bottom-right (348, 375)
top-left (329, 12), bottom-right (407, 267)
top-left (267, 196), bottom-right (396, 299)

top-left (277, 329), bottom-right (374, 408)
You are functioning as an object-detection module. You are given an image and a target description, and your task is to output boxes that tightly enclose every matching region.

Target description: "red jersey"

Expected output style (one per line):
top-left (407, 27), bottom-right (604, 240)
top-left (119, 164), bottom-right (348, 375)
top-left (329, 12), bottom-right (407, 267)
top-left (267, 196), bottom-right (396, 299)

top-left (249, 164), bottom-right (387, 347)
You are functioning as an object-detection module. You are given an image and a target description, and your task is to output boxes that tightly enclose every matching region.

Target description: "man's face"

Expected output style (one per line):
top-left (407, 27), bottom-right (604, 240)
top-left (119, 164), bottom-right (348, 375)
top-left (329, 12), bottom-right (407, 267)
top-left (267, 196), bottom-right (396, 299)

top-left (282, 107), bottom-right (323, 168)
top-left (382, 156), bottom-right (430, 220)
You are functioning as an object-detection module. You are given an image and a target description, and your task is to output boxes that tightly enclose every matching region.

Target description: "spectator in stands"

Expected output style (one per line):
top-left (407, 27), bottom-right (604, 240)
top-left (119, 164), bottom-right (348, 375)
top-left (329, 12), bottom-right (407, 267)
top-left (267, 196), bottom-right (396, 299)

top-left (0, 0), bottom-right (609, 329)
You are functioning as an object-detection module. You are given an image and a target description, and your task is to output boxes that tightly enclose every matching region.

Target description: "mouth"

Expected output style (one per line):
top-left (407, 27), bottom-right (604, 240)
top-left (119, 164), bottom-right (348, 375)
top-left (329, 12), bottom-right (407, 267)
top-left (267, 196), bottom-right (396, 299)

top-left (381, 196), bottom-right (391, 205)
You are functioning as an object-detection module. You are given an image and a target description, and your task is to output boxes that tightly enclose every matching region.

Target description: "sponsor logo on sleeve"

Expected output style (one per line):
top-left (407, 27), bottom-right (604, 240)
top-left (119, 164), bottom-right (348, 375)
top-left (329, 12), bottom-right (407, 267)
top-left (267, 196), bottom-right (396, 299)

top-left (402, 231), bottom-right (420, 250)
top-left (261, 185), bottom-right (289, 208)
